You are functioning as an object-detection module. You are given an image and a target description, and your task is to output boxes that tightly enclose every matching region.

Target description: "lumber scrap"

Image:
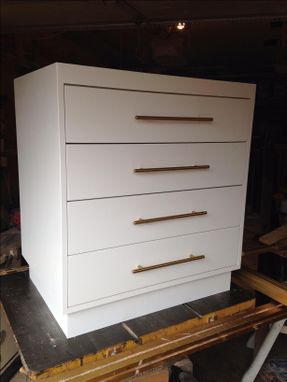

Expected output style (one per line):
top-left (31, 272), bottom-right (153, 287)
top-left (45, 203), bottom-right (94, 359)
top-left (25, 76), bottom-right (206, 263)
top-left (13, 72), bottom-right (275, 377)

top-left (133, 368), bottom-right (169, 381)
top-left (0, 265), bottom-right (29, 276)
top-left (259, 224), bottom-right (287, 246)
top-left (232, 267), bottom-right (287, 305)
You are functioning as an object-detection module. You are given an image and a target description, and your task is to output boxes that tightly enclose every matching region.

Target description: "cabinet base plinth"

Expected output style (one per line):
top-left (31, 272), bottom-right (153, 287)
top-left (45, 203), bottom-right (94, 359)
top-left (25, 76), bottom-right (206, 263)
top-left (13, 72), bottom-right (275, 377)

top-left (60, 272), bottom-right (231, 338)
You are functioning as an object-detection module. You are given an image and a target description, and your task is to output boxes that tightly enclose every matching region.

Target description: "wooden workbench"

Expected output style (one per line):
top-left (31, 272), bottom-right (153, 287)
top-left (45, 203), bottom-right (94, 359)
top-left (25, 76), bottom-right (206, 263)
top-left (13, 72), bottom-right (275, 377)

top-left (1, 271), bottom-right (287, 381)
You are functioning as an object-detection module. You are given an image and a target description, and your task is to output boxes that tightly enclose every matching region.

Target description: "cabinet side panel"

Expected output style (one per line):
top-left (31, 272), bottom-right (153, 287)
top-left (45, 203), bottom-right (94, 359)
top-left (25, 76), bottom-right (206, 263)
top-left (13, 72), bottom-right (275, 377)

top-left (236, 95), bottom-right (256, 268)
top-left (14, 64), bottom-right (65, 317)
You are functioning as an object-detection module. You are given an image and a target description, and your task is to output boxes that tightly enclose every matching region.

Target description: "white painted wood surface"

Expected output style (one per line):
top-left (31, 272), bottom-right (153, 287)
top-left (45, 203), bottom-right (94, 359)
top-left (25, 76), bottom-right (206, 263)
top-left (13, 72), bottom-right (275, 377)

top-left (58, 63), bottom-right (256, 98)
top-left (66, 143), bottom-right (247, 200)
top-left (14, 65), bottom-right (66, 322)
top-left (67, 273), bottom-right (231, 336)
top-left (67, 186), bottom-right (243, 254)
top-left (68, 227), bottom-right (239, 307)
top-left (14, 63), bottom-right (255, 337)
top-left (65, 85), bottom-right (253, 143)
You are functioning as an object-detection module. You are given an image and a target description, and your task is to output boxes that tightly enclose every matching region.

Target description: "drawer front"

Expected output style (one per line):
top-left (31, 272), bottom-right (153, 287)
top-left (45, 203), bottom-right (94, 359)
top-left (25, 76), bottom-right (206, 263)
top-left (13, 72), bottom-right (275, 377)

top-left (66, 143), bottom-right (247, 200)
top-left (67, 186), bottom-right (243, 254)
top-left (64, 86), bottom-right (252, 143)
top-left (68, 227), bottom-right (240, 307)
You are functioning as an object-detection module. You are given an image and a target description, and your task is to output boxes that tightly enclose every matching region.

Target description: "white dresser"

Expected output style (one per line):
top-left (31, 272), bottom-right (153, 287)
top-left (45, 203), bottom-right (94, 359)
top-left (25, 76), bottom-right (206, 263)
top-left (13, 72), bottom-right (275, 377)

top-left (14, 63), bottom-right (255, 338)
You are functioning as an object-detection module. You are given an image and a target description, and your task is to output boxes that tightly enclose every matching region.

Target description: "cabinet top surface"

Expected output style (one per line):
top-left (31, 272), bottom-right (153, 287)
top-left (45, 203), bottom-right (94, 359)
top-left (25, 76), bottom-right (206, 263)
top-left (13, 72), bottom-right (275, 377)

top-left (15, 62), bottom-right (256, 99)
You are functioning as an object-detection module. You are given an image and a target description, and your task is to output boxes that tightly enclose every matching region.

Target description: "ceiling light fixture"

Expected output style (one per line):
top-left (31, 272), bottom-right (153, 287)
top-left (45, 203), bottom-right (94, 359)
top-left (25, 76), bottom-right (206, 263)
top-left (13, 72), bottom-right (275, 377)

top-left (176, 22), bottom-right (186, 30)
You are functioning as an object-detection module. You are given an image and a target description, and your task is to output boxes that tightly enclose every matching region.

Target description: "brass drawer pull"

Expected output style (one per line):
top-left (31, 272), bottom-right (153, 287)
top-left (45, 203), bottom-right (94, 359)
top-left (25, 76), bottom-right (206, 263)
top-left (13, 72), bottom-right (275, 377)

top-left (134, 210), bottom-right (207, 225)
top-left (135, 115), bottom-right (213, 122)
top-left (133, 254), bottom-right (205, 273)
top-left (134, 165), bottom-right (210, 173)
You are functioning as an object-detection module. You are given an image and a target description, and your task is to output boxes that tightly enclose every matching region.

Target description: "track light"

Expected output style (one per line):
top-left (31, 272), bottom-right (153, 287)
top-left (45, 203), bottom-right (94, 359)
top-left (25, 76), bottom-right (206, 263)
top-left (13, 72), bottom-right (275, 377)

top-left (176, 22), bottom-right (186, 30)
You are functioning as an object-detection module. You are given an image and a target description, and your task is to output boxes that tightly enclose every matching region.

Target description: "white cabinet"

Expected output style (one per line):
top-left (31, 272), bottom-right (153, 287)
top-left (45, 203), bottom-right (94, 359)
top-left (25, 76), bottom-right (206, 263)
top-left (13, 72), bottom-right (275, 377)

top-left (14, 63), bottom-right (255, 338)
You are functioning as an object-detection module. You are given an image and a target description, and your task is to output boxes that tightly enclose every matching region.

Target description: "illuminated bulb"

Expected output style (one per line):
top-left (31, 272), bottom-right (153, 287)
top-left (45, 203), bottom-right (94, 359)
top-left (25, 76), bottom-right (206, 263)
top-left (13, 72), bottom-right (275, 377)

top-left (176, 22), bottom-right (186, 30)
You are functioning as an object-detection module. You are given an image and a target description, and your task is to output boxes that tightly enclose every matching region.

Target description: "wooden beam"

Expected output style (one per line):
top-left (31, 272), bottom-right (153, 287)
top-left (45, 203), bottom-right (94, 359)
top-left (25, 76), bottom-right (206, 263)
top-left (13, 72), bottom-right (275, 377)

top-left (232, 268), bottom-right (287, 305)
top-left (259, 224), bottom-right (287, 246)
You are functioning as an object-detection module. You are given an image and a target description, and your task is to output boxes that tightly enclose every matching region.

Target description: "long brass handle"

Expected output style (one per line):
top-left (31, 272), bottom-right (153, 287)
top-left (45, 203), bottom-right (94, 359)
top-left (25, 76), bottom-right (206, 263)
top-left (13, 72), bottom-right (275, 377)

top-left (134, 165), bottom-right (210, 173)
top-left (135, 115), bottom-right (213, 122)
top-left (132, 255), bottom-right (205, 273)
top-left (134, 210), bottom-right (207, 225)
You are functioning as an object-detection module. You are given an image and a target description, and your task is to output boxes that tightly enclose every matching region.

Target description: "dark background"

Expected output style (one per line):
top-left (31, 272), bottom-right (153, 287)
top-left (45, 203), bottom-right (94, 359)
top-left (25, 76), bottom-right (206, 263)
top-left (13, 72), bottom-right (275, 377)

top-left (1, 0), bottom-right (287, 233)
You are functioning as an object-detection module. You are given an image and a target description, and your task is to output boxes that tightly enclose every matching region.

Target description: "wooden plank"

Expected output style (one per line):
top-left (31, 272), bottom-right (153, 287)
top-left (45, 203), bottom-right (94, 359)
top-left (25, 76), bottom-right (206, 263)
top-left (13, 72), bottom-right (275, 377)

top-left (134, 296), bottom-right (255, 349)
top-left (123, 305), bottom-right (197, 340)
top-left (187, 288), bottom-right (254, 316)
top-left (0, 273), bottom-right (135, 375)
top-left (232, 267), bottom-right (287, 305)
top-left (133, 368), bottom-right (169, 382)
top-left (24, 303), bottom-right (287, 381)
top-left (1, 272), bottom-right (255, 381)
top-left (259, 224), bottom-right (287, 246)
top-left (122, 289), bottom-right (253, 342)
top-left (0, 265), bottom-right (29, 276)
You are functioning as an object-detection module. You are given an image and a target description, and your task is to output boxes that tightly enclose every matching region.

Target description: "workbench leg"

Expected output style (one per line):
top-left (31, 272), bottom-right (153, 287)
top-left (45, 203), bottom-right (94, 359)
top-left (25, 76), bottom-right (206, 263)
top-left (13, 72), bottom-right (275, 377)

top-left (241, 319), bottom-right (286, 382)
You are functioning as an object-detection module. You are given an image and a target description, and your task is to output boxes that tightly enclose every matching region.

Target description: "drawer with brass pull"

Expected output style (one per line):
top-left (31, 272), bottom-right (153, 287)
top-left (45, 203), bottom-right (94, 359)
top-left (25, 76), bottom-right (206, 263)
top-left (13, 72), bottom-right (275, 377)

top-left (64, 85), bottom-right (253, 143)
top-left (66, 142), bottom-right (248, 200)
top-left (67, 186), bottom-right (243, 255)
top-left (67, 227), bottom-right (240, 309)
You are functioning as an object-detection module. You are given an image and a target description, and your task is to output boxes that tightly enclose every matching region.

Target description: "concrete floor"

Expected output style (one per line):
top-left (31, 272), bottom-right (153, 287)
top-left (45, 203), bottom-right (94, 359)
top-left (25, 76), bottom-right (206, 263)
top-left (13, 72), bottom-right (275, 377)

top-left (9, 332), bottom-right (287, 382)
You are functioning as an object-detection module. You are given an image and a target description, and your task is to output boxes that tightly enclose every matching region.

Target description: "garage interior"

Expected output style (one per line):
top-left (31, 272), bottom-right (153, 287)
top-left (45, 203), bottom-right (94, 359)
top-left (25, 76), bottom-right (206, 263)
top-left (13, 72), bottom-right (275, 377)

top-left (1, 1), bottom-right (287, 382)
